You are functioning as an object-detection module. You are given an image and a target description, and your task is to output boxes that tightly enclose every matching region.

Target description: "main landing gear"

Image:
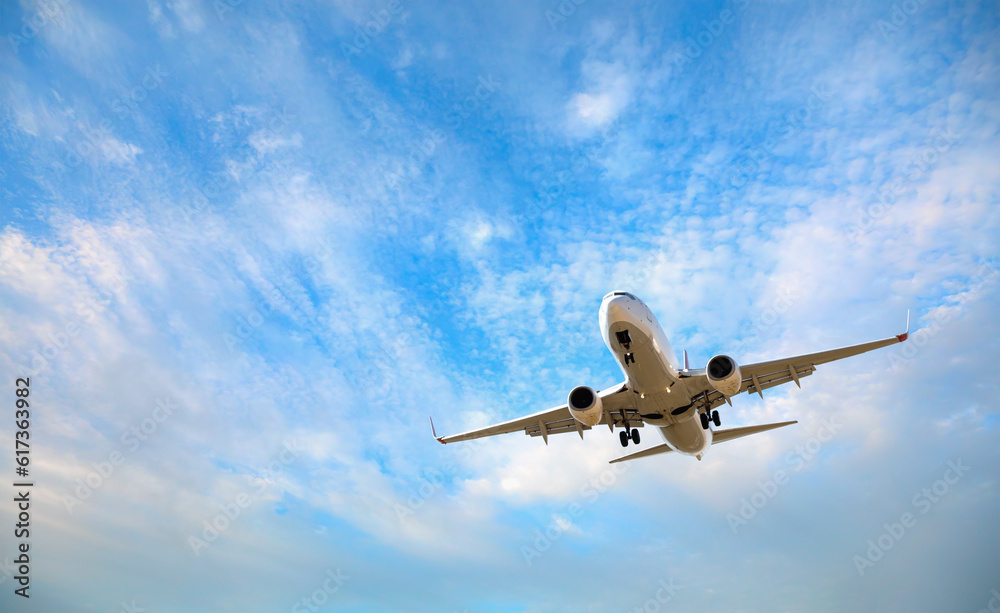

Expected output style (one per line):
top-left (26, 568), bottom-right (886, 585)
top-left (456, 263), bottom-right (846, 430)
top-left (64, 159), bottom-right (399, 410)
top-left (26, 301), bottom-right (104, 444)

top-left (700, 410), bottom-right (721, 430)
top-left (618, 408), bottom-right (640, 447)
top-left (619, 428), bottom-right (640, 447)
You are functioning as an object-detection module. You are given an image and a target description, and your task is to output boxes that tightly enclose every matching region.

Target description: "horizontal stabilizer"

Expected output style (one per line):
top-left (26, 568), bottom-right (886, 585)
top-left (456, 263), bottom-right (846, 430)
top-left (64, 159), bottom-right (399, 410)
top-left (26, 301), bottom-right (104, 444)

top-left (609, 420), bottom-right (798, 464)
top-left (712, 420), bottom-right (798, 444)
top-left (608, 442), bottom-right (674, 463)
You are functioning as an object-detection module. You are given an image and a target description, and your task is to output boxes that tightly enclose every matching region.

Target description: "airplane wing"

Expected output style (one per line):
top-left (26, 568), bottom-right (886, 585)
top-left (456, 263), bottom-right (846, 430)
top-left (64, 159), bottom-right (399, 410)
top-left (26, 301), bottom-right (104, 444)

top-left (431, 382), bottom-right (640, 444)
top-left (689, 312), bottom-right (910, 413)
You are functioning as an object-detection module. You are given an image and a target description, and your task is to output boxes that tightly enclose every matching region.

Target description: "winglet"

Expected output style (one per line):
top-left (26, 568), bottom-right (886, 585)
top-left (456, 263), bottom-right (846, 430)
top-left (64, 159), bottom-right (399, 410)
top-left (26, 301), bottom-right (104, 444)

top-left (896, 309), bottom-right (910, 342)
top-left (429, 416), bottom-right (446, 444)
top-left (683, 349), bottom-right (689, 371)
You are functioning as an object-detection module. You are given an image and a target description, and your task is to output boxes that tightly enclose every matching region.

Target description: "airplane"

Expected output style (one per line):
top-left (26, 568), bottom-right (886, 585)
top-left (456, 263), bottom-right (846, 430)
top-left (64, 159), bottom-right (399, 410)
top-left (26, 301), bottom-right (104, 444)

top-left (430, 291), bottom-right (909, 463)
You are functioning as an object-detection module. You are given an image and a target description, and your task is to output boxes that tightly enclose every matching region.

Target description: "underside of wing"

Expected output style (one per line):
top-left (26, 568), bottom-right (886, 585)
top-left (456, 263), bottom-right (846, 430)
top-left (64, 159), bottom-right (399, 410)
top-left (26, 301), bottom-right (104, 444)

top-left (684, 315), bottom-right (909, 407)
top-left (433, 381), bottom-right (638, 444)
top-left (742, 334), bottom-right (906, 387)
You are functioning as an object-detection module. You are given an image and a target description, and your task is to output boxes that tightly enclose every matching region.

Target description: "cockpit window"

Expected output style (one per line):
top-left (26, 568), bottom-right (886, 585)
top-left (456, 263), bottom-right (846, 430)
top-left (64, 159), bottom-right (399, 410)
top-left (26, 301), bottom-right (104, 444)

top-left (612, 291), bottom-right (636, 299)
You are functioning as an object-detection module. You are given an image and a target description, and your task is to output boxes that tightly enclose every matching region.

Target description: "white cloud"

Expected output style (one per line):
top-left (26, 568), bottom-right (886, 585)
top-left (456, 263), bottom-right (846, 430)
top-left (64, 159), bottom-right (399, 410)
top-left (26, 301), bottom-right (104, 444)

top-left (147, 0), bottom-right (176, 38)
top-left (167, 0), bottom-right (206, 33)
top-left (248, 129), bottom-right (303, 153)
top-left (393, 46), bottom-right (414, 70)
top-left (567, 60), bottom-right (632, 131)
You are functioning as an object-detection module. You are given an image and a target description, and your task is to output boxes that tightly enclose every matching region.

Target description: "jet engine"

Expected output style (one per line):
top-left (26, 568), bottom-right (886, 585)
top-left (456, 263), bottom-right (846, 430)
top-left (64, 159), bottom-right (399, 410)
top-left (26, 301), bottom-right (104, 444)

top-left (707, 354), bottom-right (742, 397)
top-left (567, 385), bottom-right (604, 427)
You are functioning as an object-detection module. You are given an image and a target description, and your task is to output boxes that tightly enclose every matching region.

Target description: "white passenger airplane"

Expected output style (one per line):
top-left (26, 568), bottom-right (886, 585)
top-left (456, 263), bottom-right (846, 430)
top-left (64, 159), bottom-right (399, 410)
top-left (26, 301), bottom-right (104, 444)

top-left (431, 292), bottom-right (909, 463)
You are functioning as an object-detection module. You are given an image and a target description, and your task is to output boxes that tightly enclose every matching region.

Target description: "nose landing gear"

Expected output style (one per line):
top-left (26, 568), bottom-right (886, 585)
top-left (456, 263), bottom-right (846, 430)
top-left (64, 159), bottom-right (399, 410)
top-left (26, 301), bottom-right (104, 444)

top-left (615, 329), bottom-right (632, 350)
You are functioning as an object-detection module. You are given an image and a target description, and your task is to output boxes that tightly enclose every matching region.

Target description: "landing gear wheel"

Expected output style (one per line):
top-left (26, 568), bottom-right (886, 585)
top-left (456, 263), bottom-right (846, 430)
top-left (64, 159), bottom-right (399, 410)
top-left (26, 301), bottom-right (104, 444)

top-left (630, 428), bottom-right (640, 444)
top-left (712, 410), bottom-right (721, 427)
top-left (619, 430), bottom-right (629, 447)
top-left (700, 412), bottom-right (710, 430)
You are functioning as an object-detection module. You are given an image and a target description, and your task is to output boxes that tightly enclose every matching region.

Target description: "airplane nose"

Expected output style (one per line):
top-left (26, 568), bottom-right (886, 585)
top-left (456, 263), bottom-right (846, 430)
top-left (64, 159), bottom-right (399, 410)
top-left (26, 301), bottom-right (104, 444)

top-left (604, 297), bottom-right (629, 322)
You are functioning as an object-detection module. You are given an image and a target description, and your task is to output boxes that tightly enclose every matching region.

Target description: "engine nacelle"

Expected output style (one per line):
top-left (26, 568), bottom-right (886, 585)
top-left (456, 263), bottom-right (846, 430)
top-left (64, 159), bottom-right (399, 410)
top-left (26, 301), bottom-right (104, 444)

top-left (567, 385), bottom-right (604, 427)
top-left (707, 354), bottom-right (742, 397)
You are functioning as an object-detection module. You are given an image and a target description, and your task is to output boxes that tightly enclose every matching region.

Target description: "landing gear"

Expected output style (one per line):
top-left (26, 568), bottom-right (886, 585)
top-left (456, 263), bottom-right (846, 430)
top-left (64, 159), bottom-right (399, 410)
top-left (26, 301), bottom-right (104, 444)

top-left (620, 428), bottom-right (640, 446)
top-left (615, 329), bottom-right (632, 350)
top-left (618, 409), bottom-right (637, 447)
top-left (700, 410), bottom-right (721, 430)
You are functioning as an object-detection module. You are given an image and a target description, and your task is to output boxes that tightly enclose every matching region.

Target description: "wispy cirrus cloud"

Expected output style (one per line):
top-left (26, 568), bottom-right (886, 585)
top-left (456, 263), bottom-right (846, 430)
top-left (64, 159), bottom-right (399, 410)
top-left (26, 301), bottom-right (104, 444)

top-left (0, 0), bottom-right (998, 611)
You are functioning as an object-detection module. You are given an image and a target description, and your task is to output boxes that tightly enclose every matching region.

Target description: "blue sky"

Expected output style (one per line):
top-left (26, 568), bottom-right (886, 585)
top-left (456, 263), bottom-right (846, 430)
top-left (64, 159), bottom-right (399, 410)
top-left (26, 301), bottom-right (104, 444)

top-left (1, 0), bottom-right (998, 611)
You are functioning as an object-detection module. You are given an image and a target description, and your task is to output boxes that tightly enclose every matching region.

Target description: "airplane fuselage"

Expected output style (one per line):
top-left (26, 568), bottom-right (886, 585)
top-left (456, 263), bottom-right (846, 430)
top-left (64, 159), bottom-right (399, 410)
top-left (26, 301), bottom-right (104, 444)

top-left (599, 292), bottom-right (713, 457)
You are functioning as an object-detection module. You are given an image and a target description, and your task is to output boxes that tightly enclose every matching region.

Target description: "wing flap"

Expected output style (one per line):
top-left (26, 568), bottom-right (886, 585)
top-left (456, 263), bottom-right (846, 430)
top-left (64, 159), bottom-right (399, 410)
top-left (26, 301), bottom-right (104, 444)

top-left (742, 365), bottom-right (816, 395)
top-left (526, 417), bottom-right (590, 438)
